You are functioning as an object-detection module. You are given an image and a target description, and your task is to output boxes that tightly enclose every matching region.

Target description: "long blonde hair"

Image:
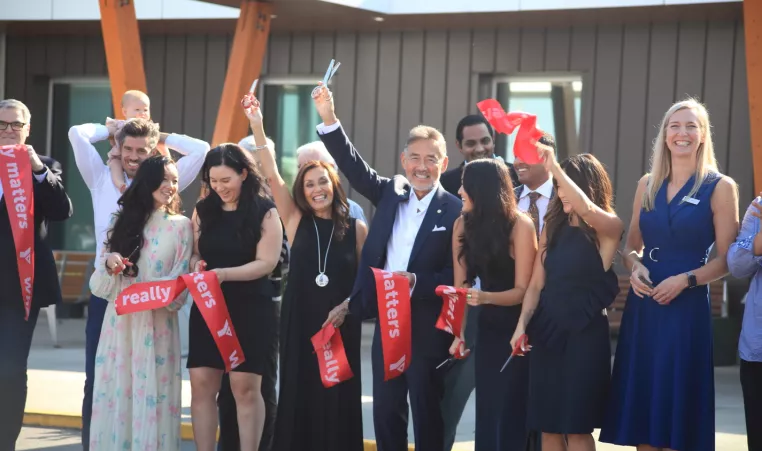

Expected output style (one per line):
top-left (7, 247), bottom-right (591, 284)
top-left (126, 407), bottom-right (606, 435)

top-left (642, 98), bottom-right (718, 211)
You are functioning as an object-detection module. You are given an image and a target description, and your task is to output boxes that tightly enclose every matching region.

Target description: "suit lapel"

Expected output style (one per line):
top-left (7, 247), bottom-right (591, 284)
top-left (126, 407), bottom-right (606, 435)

top-left (408, 187), bottom-right (447, 268)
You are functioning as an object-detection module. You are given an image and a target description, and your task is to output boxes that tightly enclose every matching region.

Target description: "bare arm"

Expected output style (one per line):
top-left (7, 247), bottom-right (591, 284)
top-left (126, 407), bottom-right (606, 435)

top-left (216, 208), bottom-right (284, 282)
top-left (452, 217), bottom-right (470, 289)
top-left (514, 226), bottom-right (548, 335)
top-left (471, 215), bottom-right (537, 307)
top-left (355, 219), bottom-right (368, 263)
top-left (541, 145), bottom-right (624, 239)
top-left (190, 208), bottom-right (203, 272)
top-left (621, 175), bottom-right (649, 273)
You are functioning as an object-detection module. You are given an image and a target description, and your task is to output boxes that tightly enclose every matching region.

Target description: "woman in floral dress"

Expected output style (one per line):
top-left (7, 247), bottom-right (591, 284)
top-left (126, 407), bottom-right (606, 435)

top-left (88, 155), bottom-right (193, 450)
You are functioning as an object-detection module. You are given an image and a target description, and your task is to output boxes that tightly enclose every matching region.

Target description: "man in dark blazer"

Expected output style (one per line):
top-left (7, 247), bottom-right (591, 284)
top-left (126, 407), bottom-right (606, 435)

top-left (0, 99), bottom-right (73, 450)
top-left (313, 84), bottom-right (461, 451)
top-left (439, 114), bottom-right (519, 196)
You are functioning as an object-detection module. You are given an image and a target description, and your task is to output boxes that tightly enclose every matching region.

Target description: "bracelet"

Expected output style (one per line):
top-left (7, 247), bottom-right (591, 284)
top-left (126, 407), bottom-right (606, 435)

top-left (252, 144), bottom-right (269, 152)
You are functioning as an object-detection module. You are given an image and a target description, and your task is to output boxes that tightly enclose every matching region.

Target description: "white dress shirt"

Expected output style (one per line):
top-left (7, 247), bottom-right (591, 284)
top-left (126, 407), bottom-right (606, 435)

top-left (68, 124), bottom-right (210, 261)
top-left (517, 177), bottom-right (554, 232)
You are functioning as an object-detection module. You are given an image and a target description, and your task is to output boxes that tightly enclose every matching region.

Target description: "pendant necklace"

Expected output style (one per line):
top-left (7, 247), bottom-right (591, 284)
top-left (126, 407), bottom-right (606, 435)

top-left (313, 216), bottom-right (334, 287)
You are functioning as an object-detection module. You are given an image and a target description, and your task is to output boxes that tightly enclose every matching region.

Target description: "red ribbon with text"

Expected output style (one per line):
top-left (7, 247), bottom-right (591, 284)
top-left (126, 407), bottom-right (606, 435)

top-left (372, 268), bottom-right (412, 381)
top-left (434, 285), bottom-right (467, 339)
top-left (115, 271), bottom-right (244, 372)
top-left (477, 99), bottom-right (543, 164)
top-left (311, 323), bottom-right (353, 388)
top-left (0, 145), bottom-right (35, 321)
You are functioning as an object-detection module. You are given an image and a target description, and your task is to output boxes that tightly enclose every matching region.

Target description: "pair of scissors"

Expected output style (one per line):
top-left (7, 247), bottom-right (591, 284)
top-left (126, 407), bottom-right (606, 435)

top-left (436, 344), bottom-right (470, 370)
top-left (500, 334), bottom-right (530, 372)
top-left (312, 59), bottom-right (341, 97)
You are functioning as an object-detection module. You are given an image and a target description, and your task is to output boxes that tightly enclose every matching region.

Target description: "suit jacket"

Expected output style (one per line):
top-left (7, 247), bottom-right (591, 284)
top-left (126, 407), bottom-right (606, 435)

top-left (319, 125), bottom-right (462, 357)
top-left (0, 155), bottom-right (72, 310)
top-left (440, 159), bottom-right (520, 196)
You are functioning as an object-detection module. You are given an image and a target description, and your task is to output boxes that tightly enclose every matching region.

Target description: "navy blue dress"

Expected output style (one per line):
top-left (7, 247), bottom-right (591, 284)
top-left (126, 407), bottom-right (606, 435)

top-left (473, 254), bottom-right (530, 451)
top-left (600, 173), bottom-right (721, 451)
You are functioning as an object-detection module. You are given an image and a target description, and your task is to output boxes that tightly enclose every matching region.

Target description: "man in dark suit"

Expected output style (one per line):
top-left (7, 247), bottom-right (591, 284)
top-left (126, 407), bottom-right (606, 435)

top-left (439, 114), bottom-right (519, 196)
top-left (313, 84), bottom-right (461, 451)
top-left (0, 99), bottom-right (72, 451)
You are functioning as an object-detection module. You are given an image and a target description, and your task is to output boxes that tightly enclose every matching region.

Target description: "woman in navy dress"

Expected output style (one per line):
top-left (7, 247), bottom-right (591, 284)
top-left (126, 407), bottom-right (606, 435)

top-left (510, 149), bottom-right (623, 451)
top-left (600, 98), bottom-right (739, 451)
top-left (451, 159), bottom-right (537, 451)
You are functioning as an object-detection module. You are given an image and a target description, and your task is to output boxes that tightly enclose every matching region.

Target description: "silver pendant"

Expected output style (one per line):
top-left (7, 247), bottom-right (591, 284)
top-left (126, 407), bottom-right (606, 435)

top-left (316, 273), bottom-right (329, 287)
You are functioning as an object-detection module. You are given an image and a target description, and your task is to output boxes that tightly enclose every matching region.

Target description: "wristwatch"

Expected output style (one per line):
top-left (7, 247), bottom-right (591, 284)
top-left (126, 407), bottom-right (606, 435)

top-left (685, 271), bottom-right (697, 289)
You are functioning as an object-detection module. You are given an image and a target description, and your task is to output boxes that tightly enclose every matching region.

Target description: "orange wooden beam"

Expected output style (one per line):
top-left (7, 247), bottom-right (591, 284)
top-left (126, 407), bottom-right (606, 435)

top-left (212, 0), bottom-right (273, 146)
top-left (744, 0), bottom-right (762, 194)
top-left (98, 0), bottom-right (147, 120)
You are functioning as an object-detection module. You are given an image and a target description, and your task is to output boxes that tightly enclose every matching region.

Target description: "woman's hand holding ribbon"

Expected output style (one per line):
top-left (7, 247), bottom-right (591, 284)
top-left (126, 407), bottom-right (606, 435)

top-left (466, 288), bottom-right (485, 306)
top-left (322, 299), bottom-right (350, 328)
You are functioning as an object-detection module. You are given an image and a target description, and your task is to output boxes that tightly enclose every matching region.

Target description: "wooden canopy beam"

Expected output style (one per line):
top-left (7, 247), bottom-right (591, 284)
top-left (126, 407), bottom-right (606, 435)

top-left (744, 0), bottom-right (762, 194)
top-left (212, 0), bottom-right (273, 146)
top-left (98, 0), bottom-right (147, 120)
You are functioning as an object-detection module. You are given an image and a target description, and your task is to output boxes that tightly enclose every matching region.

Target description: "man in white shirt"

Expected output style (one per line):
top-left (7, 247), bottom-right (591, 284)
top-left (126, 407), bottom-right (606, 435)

top-left (68, 118), bottom-right (209, 449)
top-left (312, 84), bottom-right (462, 451)
top-left (0, 99), bottom-right (72, 450)
top-left (514, 133), bottom-right (555, 237)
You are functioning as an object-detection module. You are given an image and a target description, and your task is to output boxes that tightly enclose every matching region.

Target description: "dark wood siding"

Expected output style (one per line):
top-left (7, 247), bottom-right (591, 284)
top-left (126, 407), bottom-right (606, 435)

top-left (4, 15), bottom-right (755, 228)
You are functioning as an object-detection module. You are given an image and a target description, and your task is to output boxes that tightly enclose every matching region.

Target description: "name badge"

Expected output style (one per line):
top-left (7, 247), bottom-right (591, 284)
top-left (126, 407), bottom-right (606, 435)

top-left (682, 196), bottom-right (700, 205)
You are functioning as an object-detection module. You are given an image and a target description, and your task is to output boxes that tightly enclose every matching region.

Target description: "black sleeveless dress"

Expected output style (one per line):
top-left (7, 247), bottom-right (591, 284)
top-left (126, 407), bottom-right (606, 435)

top-left (187, 199), bottom-right (278, 375)
top-left (526, 222), bottom-right (618, 434)
top-left (473, 253), bottom-right (530, 451)
top-left (273, 216), bottom-right (363, 451)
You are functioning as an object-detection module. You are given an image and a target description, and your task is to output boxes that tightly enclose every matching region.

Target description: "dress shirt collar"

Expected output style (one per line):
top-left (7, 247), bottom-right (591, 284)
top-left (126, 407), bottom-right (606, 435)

top-left (408, 184), bottom-right (438, 213)
top-left (520, 177), bottom-right (554, 200)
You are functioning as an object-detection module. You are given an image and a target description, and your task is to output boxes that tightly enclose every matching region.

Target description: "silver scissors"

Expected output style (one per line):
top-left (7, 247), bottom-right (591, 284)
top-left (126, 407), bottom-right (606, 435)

top-left (249, 79), bottom-right (259, 94)
top-left (312, 59), bottom-right (341, 97)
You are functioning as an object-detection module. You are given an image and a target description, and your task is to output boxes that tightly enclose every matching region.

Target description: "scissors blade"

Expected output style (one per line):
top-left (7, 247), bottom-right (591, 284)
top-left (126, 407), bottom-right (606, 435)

top-left (249, 79), bottom-right (259, 94)
top-left (328, 61), bottom-right (341, 80)
top-left (436, 357), bottom-right (452, 370)
top-left (322, 59), bottom-right (335, 85)
top-left (500, 354), bottom-right (514, 372)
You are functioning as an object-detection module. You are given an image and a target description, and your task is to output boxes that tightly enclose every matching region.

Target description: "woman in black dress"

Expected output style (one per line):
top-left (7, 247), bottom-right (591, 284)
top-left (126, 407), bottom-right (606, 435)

top-left (451, 159), bottom-right (537, 451)
top-left (510, 148), bottom-right (623, 451)
top-left (187, 144), bottom-right (284, 451)
top-left (241, 92), bottom-right (367, 451)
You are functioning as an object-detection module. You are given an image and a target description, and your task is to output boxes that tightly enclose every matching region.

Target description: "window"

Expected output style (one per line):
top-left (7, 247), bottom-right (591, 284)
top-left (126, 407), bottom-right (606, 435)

top-left (260, 80), bottom-right (323, 188)
top-left (48, 79), bottom-right (113, 252)
top-left (493, 76), bottom-right (582, 163)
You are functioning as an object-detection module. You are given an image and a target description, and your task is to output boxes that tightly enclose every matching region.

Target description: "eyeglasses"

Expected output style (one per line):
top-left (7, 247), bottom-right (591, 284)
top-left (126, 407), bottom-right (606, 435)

top-left (0, 121), bottom-right (26, 131)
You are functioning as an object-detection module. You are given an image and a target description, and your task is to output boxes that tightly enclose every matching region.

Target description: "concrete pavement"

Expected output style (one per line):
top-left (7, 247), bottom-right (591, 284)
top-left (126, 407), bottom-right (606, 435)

top-left (23, 316), bottom-right (749, 450)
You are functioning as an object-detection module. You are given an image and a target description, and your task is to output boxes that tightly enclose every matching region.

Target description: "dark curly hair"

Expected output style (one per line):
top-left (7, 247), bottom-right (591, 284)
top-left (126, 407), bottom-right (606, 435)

top-left (105, 155), bottom-right (180, 271)
top-left (458, 158), bottom-right (518, 286)
top-left (195, 143), bottom-right (269, 246)
top-left (543, 154), bottom-right (615, 255)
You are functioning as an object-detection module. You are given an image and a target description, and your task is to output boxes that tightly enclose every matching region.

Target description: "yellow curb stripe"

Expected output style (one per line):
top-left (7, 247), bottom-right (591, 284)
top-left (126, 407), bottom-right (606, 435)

top-left (23, 412), bottom-right (414, 450)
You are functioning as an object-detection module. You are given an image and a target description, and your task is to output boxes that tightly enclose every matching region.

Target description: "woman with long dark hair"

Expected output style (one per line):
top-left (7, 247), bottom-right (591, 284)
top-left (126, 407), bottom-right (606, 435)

top-left (187, 143), bottom-right (284, 451)
top-left (450, 158), bottom-right (537, 450)
top-left (511, 150), bottom-right (623, 451)
top-left (239, 92), bottom-right (367, 451)
top-left (88, 155), bottom-right (193, 450)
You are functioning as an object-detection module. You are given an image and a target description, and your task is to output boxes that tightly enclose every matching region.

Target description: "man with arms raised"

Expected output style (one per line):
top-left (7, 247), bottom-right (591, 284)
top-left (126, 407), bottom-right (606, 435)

top-left (312, 82), bottom-right (461, 451)
top-left (68, 117), bottom-right (209, 449)
top-left (0, 99), bottom-right (72, 450)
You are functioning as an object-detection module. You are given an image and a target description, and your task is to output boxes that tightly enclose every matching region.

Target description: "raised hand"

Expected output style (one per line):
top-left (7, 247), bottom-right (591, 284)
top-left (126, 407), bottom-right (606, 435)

top-left (241, 93), bottom-right (263, 126)
top-left (535, 139), bottom-right (557, 173)
top-left (311, 82), bottom-right (337, 125)
top-left (24, 145), bottom-right (44, 172)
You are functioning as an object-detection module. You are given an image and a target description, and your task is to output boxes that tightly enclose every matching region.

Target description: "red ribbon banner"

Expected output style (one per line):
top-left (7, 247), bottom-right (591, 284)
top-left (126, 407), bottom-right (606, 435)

top-left (476, 99), bottom-right (543, 164)
top-left (0, 145), bottom-right (35, 321)
top-left (434, 285), bottom-right (467, 339)
top-left (311, 323), bottom-right (353, 388)
top-left (115, 271), bottom-right (244, 372)
top-left (372, 268), bottom-right (412, 381)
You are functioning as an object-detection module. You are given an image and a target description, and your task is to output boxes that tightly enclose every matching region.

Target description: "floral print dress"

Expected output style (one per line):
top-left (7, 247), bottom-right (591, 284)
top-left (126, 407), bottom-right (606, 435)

top-left (88, 210), bottom-right (193, 451)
